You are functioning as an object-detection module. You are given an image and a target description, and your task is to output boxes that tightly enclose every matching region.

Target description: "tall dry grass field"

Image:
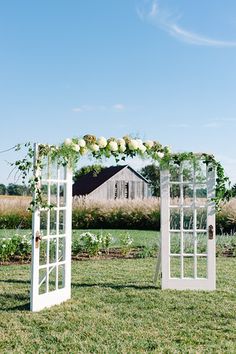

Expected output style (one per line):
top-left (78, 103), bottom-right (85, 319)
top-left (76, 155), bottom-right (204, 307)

top-left (0, 195), bottom-right (31, 215)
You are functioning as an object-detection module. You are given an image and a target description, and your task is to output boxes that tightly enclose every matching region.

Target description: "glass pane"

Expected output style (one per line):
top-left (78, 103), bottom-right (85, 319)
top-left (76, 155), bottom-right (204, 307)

top-left (170, 208), bottom-right (181, 230)
top-left (183, 256), bottom-right (194, 278)
top-left (182, 160), bottom-right (193, 182)
top-left (195, 161), bottom-right (206, 183)
top-left (49, 162), bottom-right (58, 180)
top-left (49, 266), bottom-right (57, 292)
top-left (50, 184), bottom-right (58, 206)
top-left (183, 208), bottom-right (194, 230)
top-left (59, 184), bottom-right (66, 207)
top-left (196, 187), bottom-right (207, 203)
top-left (197, 232), bottom-right (207, 254)
top-left (170, 232), bottom-right (181, 254)
top-left (40, 183), bottom-right (49, 206)
top-left (183, 185), bottom-right (194, 206)
top-left (197, 208), bottom-right (207, 230)
top-left (40, 210), bottom-right (48, 236)
top-left (50, 210), bottom-right (57, 235)
top-left (49, 238), bottom-right (57, 264)
top-left (58, 237), bottom-right (65, 262)
top-left (169, 163), bottom-right (180, 182)
top-left (39, 268), bottom-right (47, 295)
top-left (170, 256), bottom-right (181, 278)
top-left (170, 184), bottom-right (180, 205)
top-left (59, 210), bottom-right (65, 234)
top-left (197, 256), bottom-right (207, 278)
top-left (183, 232), bottom-right (194, 254)
top-left (39, 239), bottom-right (47, 266)
top-left (41, 156), bottom-right (49, 180)
top-left (59, 165), bottom-right (66, 180)
top-left (58, 264), bottom-right (65, 289)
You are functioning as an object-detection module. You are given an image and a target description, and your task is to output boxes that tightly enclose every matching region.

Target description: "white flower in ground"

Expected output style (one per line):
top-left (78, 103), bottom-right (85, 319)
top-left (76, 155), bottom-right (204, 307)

top-left (128, 139), bottom-right (139, 150)
top-left (119, 144), bottom-right (126, 153)
top-left (77, 138), bottom-right (86, 147)
top-left (157, 151), bottom-right (165, 159)
top-left (97, 136), bottom-right (107, 148)
top-left (108, 141), bottom-right (118, 151)
top-left (64, 138), bottom-right (72, 145)
top-left (117, 138), bottom-right (126, 146)
top-left (90, 144), bottom-right (100, 152)
top-left (144, 140), bottom-right (154, 149)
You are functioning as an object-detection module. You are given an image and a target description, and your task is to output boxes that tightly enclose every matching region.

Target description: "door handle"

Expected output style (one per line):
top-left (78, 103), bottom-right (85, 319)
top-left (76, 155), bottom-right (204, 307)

top-left (35, 231), bottom-right (42, 248)
top-left (208, 225), bottom-right (214, 240)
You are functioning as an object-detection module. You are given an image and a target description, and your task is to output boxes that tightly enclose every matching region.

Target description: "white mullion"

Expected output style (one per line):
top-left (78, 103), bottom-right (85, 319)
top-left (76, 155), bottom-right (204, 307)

top-left (180, 163), bottom-right (184, 279)
top-left (55, 165), bottom-right (60, 290)
top-left (46, 159), bottom-right (51, 294)
top-left (193, 165), bottom-right (197, 279)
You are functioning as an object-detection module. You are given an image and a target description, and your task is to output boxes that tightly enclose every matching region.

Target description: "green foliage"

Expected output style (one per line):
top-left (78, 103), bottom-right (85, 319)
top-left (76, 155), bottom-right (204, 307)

top-left (140, 164), bottom-right (160, 197)
top-left (6, 183), bottom-right (29, 196)
top-left (120, 232), bottom-right (133, 256)
top-left (73, 164), bottom-right (105, 182)
top-left (0, 233), bottom-right (31, 262)
top-left (0, 183), bottom-right (6, 195)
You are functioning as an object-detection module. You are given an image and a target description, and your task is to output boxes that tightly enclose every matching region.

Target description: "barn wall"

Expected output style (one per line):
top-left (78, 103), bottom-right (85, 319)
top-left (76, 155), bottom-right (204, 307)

top-left (88, 167), bottom-right (149, 200)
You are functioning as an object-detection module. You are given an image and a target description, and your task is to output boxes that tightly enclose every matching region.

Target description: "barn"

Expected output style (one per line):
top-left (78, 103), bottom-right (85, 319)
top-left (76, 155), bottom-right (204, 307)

top-left (72, 165), bottom-right (150, 200)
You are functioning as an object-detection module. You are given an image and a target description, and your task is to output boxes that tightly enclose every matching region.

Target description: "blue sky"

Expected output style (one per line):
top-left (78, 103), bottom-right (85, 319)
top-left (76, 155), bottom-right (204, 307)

top-left (1, 0), bottom-right (236, 184)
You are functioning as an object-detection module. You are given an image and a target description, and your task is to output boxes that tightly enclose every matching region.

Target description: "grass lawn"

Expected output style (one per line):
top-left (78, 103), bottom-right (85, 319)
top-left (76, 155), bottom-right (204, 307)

top-left (0, 258), bottom-right (236, 353)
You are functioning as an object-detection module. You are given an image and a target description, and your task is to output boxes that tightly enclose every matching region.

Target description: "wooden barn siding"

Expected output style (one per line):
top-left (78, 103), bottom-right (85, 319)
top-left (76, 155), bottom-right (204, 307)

top-left (88, 167), bottom-right (149, 200)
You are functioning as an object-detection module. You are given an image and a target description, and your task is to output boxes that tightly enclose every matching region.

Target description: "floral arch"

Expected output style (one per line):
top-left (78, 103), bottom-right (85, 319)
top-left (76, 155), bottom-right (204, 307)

top-left (13, 134), bottom-right (230, 311)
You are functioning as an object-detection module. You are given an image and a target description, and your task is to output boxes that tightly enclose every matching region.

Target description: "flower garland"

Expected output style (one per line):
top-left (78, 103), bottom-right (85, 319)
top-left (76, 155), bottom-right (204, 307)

top-left (13, 134), bottom-right (232, 210)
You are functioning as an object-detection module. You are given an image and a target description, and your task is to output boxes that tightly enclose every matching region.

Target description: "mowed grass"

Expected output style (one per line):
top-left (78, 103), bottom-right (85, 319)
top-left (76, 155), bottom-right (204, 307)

top-left (0, 258), bottom-right (236, 353)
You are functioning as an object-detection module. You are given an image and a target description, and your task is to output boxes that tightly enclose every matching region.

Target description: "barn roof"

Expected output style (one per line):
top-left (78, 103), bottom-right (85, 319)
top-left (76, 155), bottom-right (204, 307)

top-left (72, 165), bottom-right (148, 196)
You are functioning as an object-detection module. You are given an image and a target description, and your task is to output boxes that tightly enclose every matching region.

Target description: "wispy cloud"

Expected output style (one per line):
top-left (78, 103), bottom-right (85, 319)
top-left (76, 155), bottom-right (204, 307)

top-left (72, 104), bottom-right (126, 113)
top-left (113, 103), bottom-right (125, 111)
top-left (168, 123), bottom-right (190, 128)
top-left (137, 0), bottom-right (236, 47)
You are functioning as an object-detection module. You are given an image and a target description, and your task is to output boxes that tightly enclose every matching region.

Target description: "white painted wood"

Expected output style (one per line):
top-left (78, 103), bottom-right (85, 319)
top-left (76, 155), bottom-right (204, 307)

top-left (160, 170), bottom-right (170, 289)
top-left (30, 146), bottom-right (72, 312)
top-left (161, 160), bottom-right (216, 291)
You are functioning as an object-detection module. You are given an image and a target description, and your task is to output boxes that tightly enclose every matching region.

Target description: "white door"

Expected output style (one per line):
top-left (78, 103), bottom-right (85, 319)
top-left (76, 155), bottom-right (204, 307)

top-left (161, 159), bottom-right (216, 290)
top-left (30, 144), bottom-right (72, 311)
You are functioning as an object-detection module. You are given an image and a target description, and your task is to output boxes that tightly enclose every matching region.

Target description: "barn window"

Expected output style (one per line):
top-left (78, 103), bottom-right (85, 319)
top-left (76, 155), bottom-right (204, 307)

top-left (114, 182), bottom-right (118, 199)
top-left (125, 182), bottom-right (129, 198)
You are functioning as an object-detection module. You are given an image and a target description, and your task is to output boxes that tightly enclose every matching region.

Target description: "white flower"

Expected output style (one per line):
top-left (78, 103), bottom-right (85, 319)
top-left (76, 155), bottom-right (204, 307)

top-left (64, 138), bottom-right (72, 145)
top-left (128, 139), bottom-right (139, 151)
top-left (144, 140), bottom-right (154, 149)
top-left (80, 147), bottom-right (88, 155)
top-left (77, 138), bottom-right (86, 147)
top-left (136, 139), bottom-right (143, 149)
top-left (90, 144), bottom-right (100, 152)
top-left (108, 141), bottom-right (118, 151)
top-left (97, 137), bottom-right (107, 148)
top-left (139, 145), bottom-right (147, 153)
top-left (157, 151), bottom-right (165, 159)
top-left (117, 138), bottom-right (126, 146)
top-left (119, 144), bottom-right (126, 153)
top-left (73, 144), bottom-right (81, 152)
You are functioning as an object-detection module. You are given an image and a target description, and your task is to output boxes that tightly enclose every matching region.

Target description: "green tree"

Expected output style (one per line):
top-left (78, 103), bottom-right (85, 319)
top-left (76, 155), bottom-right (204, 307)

top-left (0, 184), bottom-right (6, 195)
top-left (7, 183), bottom-right (29, 196)
top-left (73, 164), bottom-right (105, 182)
top-left (140, 164), bottom-right (160, 197)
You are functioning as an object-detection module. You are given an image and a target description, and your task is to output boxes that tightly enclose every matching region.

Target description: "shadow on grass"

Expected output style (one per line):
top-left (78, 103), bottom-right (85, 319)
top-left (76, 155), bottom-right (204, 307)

top-left (72, 282), bottom-right (161, 290)
top-left (0, 293), bottom-right (30, 312)
top-left (0, 279), bottom-right (30, 284)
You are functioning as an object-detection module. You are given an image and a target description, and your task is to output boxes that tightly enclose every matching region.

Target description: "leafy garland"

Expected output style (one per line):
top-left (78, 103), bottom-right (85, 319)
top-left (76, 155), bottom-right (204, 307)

top-left (12, 134), bottom-right (232, 210)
